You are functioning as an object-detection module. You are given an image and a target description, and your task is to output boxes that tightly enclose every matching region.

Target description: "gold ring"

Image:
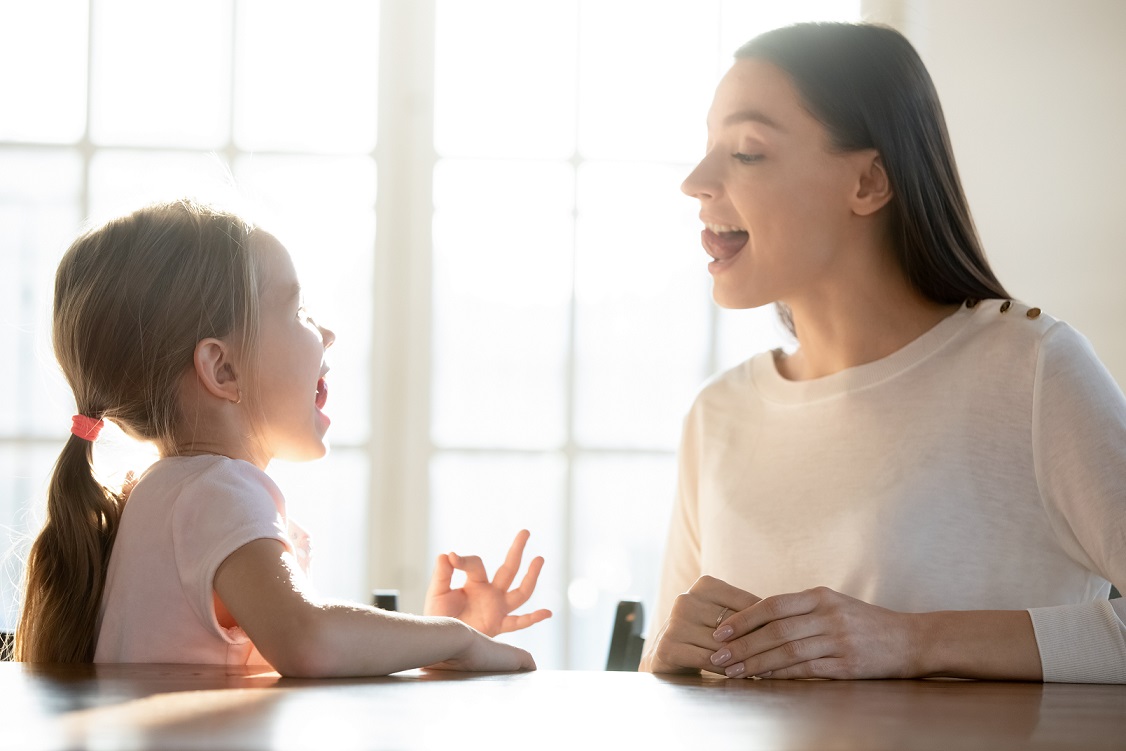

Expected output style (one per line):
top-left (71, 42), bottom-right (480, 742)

top-left (715, 607), bottom-right (730, 627)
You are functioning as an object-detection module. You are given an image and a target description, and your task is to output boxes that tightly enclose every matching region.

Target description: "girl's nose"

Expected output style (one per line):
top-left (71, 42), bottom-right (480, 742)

top-left (319, 324), bottom-right (336, 349)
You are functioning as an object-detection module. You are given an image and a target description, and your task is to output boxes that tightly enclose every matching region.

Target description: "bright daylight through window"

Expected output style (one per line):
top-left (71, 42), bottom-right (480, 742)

top-left (0, 0), bottom-right (858, 669)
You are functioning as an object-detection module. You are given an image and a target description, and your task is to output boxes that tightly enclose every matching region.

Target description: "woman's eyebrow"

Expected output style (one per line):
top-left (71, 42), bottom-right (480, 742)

top-left (721, 108), bottom-right (787, 132)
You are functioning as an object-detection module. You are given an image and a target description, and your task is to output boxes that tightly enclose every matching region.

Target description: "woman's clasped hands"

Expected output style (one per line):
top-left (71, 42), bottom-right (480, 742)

top-left (424, 529), bottom-right (552, 637)
top-left (648, 576), bottom-right (918, 680)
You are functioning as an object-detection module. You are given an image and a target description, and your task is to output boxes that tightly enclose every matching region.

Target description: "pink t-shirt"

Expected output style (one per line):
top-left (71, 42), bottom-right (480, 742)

top-left (94, 455), bottom-right (308, 666)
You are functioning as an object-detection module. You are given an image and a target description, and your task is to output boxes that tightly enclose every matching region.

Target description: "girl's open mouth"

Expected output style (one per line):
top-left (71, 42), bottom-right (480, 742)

top-left (315, 377), bottom-right (328, 410)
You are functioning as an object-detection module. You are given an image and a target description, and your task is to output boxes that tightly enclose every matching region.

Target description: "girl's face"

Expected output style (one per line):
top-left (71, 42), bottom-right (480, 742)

top-left (682, 58), bottom-right (873, 310)
top-left (248, 232), bottom-right (335, 463)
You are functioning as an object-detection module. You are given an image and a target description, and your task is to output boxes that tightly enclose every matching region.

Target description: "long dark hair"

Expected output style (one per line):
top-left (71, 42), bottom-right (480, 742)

top-left (736, 22), bottom-right (1009, 306)
top-left (16, 200), bottom-right (260, 662)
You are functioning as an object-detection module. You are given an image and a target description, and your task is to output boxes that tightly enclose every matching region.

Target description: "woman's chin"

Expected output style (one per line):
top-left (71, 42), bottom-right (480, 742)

top-left (711, 285), bottom-right (771, 310)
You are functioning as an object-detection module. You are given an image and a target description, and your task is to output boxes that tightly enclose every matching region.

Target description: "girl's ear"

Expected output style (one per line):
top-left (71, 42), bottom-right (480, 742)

top-left (851, 151), bottom-right (894, 217)
top-left (193, 338), bottom-right (241, 404)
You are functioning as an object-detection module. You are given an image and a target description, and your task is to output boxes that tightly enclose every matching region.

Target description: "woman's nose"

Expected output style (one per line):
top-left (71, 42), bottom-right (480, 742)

top-left (681, 154), bottom-right (716, 200)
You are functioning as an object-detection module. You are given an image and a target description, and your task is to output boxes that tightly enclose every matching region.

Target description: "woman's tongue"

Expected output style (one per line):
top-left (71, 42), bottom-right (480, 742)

top-left (702, 227), bottom-right (749, 261)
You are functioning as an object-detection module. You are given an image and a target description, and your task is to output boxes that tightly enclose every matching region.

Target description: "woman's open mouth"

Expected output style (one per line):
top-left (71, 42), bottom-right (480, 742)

top-left (701, 223), bottom-right (749, 263)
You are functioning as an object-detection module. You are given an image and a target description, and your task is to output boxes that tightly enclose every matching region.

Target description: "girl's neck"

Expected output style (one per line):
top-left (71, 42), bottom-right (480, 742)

top-left (161, 444), bottom-right (270, 470)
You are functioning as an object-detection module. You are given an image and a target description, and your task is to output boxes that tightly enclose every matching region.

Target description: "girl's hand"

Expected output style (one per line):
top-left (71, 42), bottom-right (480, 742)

top-left (426, 627), bottom-right (537, 673)
top-left (424, 529), bottom-right (552, 637)
top-left (643, 576), bottom-right (761, 674)
top-left (709, 586), bottom-right (916, 680)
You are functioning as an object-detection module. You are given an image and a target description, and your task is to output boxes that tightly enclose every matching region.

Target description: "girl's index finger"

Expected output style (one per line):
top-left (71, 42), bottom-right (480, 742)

top-left (450, 553), bottom-right (491, 583)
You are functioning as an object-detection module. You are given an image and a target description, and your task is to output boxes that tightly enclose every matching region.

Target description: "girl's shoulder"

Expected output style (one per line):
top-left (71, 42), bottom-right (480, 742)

top-left (136, 455), bottom-right (284, 510)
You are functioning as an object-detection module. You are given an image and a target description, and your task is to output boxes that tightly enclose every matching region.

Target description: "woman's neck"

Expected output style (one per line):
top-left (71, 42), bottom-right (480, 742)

top-left (776, 267), bottom-right (961, 382)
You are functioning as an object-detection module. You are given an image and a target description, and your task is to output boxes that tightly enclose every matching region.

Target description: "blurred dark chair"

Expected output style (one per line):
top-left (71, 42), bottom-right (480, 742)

top-left (606, 600), bottom-right (645, 671)
top-left (1, 631), bottom-right (13, 661)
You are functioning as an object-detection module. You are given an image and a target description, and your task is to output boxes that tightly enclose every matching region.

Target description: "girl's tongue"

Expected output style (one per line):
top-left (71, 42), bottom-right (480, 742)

top-left (701, 227), bottom-right (749, 261)
top-left (315, 377), bottom-right (328, 410)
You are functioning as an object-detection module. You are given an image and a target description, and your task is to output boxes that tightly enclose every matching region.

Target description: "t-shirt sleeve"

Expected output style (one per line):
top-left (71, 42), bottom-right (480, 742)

top-left (1029, 322), bottom-right (1126, 683)
top-left (171, 461), bottom-right (293, 637)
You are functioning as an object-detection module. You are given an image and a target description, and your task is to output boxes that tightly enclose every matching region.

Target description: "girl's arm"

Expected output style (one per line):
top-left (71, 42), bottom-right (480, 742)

top-left (213, 538), bottom-right (535, 678)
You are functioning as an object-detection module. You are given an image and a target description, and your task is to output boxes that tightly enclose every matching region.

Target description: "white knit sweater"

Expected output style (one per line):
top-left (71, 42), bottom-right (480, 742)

top-left (651, 300), bottom-right (1126, 683)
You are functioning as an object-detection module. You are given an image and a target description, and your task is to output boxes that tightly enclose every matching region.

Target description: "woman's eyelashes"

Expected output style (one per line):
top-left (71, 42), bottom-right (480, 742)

top-left (297, 304), bottom-right (316, 327)
top-left (732, 152), bottom-right (765, 164)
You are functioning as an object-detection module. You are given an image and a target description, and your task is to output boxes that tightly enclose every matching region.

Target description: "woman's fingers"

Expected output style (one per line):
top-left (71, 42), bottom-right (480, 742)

top-left (709, 587), bottom-right (914, 680)
top-left (650, 630), bottom-right (730, 676)
top-left (689, 575), bottom-right (762, 615)
top-left (651, 579), bottom-right (763, 674)
top-left (715, 588), bottom-right (820, 641)
top-left (716, 634), bottom-right (839, 678)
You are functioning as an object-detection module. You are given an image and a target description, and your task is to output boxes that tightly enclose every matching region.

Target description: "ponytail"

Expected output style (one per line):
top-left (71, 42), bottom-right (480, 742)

top-left (15, 433), bottom-right (125, 662)
top-left (16, 199), bottom-right (256, 662)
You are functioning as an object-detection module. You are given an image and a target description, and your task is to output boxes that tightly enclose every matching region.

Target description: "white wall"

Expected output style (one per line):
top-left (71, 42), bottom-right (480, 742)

top-left (864, 0), bottom-right (1126, 387)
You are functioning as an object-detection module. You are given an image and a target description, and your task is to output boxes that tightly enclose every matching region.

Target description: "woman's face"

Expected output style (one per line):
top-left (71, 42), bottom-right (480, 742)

top-left (683, 58), bottom-right (874, 310)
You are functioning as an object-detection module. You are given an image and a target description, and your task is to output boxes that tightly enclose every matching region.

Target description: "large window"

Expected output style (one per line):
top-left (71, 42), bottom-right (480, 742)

top-left (1, 0), bottom-right (858, 668)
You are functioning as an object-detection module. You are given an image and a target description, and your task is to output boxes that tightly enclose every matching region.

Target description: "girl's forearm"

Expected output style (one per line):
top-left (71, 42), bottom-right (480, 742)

top-left (271, 605), bottom-right (475, 678)
top-left (908, 609), bottom-right (1042, 681)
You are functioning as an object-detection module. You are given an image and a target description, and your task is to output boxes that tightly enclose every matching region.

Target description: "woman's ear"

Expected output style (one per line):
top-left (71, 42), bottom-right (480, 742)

top-left (851, 151), bottom-right (894, 217)
top-left (193, 338), bottom-right (241, 404)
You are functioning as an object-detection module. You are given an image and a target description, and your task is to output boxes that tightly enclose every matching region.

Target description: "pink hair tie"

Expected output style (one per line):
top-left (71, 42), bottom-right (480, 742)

top-left (71, 414), bottom-right (105, 442)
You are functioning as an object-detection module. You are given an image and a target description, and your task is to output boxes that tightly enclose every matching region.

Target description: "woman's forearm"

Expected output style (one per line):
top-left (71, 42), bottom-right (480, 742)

top-left (908, 609), bottom-right (1042, 681)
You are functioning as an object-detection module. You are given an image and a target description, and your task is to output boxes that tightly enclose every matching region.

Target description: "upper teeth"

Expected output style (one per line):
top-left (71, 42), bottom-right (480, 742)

top-left (706, 223), bottom-right (745, 234)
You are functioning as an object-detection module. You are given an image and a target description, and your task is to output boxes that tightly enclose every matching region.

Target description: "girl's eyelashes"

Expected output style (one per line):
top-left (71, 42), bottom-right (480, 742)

top-left (732, 152), bottom-right (765, 165)
top-left (297, 304), bottom-right (316, 327)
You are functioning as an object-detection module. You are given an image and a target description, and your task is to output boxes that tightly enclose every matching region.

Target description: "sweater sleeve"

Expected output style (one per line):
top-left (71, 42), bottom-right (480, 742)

top-left (1029, 322), bottom-right (1126, 683)
top-left (646, 401), bottom-right (705, 646)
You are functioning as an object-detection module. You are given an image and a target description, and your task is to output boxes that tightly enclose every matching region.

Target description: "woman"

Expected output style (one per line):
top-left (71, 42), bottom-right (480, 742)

top-left (640, 22), bottom-right (1126, 683)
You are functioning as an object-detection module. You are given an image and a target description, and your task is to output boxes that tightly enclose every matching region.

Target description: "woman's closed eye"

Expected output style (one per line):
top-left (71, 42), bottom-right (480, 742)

top-left (732, 152), bottom-right (764, 165)
top-left (297, 305), bottom-right (317, 327)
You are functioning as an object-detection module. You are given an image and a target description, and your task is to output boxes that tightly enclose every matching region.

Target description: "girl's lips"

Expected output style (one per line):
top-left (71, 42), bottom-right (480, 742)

top-left (701, 228), bottom-right (749, 261)
top-left (315, 377), bottom-right (328, 410)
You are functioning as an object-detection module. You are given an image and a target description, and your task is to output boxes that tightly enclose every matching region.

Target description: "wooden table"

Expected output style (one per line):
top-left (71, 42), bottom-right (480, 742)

top-left (4, 662), bottom-right (1125, 750)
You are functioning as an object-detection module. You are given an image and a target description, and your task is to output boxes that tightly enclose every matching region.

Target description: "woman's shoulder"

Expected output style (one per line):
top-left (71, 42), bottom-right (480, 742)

top-left (963, 298), bottom-right (1058, 339)
top-left (686, 350), bottom-right (776, 414)
top-left (962, 298), bottom-right (1100, 364)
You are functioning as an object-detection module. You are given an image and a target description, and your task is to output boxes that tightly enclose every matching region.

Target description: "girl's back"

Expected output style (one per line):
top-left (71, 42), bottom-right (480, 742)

top-left (96, 455), bottom-right (297, 665)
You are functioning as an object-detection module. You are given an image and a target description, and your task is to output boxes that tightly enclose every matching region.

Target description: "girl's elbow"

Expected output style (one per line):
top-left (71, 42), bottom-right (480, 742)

top-left (257, 616), bottom-right (343, 678)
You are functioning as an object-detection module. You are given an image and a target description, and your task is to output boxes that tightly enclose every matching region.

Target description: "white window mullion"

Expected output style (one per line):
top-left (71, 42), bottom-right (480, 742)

top-left (368, 0), bottom-right (437, 614)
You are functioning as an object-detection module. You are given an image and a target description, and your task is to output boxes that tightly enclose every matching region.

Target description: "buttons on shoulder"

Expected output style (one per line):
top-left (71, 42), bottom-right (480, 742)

top-left (1026, 307), bottom-right (1041, 319)
top-left (965, 298), bottom-right (979, 309)
top-left (999, 300), bottom-right (1012, 313)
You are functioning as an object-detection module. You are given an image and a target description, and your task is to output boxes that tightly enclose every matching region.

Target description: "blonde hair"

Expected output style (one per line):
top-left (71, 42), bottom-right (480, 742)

top-left (16, 199), bottom-right (260, 662)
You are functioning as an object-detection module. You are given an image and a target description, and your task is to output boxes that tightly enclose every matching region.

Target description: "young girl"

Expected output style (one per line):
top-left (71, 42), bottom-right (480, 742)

top-left (643, 22), bottom-right (1126, 683)
top-left (16, 199), bottom-right (550, 676)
